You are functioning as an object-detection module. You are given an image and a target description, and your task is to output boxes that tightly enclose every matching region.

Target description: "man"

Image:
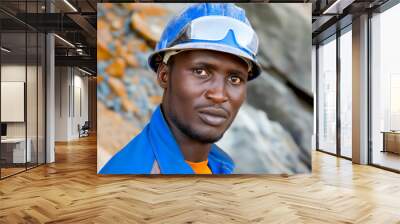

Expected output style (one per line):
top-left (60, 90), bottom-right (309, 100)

top-left (99, 3), bottom-right (261, 174)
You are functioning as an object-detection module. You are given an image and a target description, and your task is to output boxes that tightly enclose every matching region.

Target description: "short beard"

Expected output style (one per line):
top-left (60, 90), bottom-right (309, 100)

top-left (169, 108), bottom-right (224, 144)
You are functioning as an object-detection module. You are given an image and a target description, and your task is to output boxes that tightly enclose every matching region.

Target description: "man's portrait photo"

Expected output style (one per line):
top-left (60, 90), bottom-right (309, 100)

top-left (97, 3), bottom-right (312, 174)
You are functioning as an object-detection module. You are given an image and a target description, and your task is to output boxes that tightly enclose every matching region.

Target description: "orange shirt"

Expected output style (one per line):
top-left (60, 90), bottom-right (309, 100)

top-left (185, 160), bottom-right (212, 174)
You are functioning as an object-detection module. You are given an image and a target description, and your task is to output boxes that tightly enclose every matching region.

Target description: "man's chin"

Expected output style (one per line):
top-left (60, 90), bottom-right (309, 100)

top-left (170, 112), bottom-right (227, 143)
top-left (192, 131), bottom-right (224, 144)
top-left (190, 123), bottom-right (230, 143)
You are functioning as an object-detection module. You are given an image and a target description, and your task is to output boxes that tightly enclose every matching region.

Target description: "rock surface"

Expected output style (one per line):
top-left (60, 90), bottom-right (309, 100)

top-left (217, 103), bottom-right (309, 174)
top-left (247, 72), bottom-right (313, 169)
top-left (97, 3), bottom-right (312, 174)
top-left (239, 3), bottom-right (312, 96)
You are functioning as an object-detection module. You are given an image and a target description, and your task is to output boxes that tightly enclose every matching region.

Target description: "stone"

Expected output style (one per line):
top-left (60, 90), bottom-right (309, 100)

top-left (247, 72), bottom-right (313, 168)
top-left (105, 11), bottom-right (117, 24)
top-left (217, 103), bottom-right (310, 174)
top-left (98, 81), bottom-right (111, 98)
top-left (149, 95), bottom-right (162, 105)
top-left (130, 76), bottom-right (140, 84)
top-left (122, 52), bottom-right (139, 68)
top-left (97, 101), bottom-right (140, 170)
top-left (238, 3), bottom-right (312, 96)
top-left (130, 9), bottom-right (171, 46)
top-left (97, 41), bottom-right (113, 60)
top-left (115, 39), bottom-right (125, 56)
top-left (128, 3), bottom-right (170, 16)
top-left (125, 38), bottom-right (150, 54)
top-left (108, 76), bottom-right (127, 98)
top-left (97, 19), bottom-right (108, 31)
top-left (105, 58), bottom-right (126, 78)
top-left (111, 17), bottom-right (124, 31)
top-left (121, 97), bottom-right (139, 113)
top-left (97, 75), bottom-right (104, 84)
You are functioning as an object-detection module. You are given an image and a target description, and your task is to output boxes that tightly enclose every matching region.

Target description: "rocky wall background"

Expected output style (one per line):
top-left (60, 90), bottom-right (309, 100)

top-left (97, 3), bottom-right (312, 174)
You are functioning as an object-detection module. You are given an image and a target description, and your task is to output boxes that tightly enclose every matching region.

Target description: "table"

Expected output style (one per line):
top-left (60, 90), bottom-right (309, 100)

top-left (381, 131), bottom-right (400, 154)
top-left (1, 138), bottom-right (31, 163)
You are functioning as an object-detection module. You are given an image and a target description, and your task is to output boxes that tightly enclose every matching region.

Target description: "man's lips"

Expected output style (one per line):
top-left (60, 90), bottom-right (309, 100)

top-left (197, 107), bottom-right (229, 127)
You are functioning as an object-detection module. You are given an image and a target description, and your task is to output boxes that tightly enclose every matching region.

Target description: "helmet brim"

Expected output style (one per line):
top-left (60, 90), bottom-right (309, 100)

top-left (148, 42), bottom-right (261, 81)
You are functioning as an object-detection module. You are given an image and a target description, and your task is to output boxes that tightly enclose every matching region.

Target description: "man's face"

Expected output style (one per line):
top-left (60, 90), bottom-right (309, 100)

top-left (158, 50), bottom-right (249, 143)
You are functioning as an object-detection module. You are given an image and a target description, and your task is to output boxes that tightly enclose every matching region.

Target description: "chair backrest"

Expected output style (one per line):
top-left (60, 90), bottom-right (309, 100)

top-left (82, 121), bottom-right (90, 129)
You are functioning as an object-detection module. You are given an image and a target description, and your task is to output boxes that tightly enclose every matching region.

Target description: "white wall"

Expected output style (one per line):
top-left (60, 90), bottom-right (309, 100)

top-left (55, 66), bottom-right (69, 141)
top-left (1, 64), bottom-right (46, 164)
top-left (54, 67), bottom-right (89, 141)
top-left (1, 82), bottom-right (25, 122)
top-left (1, 65), bottom-right (26, 130)
top-left (72, 73), bottom-right (89, 138)
top-left (1, 65), bottom-right (39, 138)
top-left (1, 65), bottom-right (26, 81)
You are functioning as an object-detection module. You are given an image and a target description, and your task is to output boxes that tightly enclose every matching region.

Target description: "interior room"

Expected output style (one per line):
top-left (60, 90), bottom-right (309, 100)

top-left (0, 0), bottom-right (399, 223)
top-left (0, 25), bottom-right (46, 178)
top-left (0, 0), bottom-right (96, 179)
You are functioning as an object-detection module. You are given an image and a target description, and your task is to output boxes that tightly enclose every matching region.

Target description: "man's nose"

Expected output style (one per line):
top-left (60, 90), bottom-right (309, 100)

top-left (205, 76), bottom-right (228, 104)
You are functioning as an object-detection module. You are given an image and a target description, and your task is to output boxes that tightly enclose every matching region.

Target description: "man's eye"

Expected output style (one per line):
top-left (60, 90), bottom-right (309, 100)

top-left (229, 76), bottom-right (243, 85)
top-left (193, 68), bottom-right (209, 78)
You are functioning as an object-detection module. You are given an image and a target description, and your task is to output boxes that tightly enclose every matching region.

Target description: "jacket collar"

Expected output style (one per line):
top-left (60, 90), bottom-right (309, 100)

top-left (148, 106), bottom-right (195, 174)
top-left (148, 105), bottom-right (234, 174)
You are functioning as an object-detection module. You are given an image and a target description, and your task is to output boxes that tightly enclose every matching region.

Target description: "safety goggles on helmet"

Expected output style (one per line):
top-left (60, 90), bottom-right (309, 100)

top-left (168, 16), bottom-right (259, 58)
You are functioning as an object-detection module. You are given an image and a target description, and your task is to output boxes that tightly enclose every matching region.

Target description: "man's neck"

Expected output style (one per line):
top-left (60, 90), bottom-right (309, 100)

top-left (160, 106), bottom-right (211, 163)
top-left (172, 130), bottom-right (212, 162)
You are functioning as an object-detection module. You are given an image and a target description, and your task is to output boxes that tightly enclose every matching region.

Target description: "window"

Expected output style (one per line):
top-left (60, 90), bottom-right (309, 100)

top-left (371, 3), bottom-right (400, 171)
top-left (339, 28), bottom-right (352, 158)
top-left (317, 36), bottom-right (337, 154)
top-left (0, 0), bottom-right (46, 179)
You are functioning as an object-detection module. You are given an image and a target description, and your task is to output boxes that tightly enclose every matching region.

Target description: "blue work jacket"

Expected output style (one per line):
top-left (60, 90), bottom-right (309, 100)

top-left (99, 105), bottom-right (235, 174)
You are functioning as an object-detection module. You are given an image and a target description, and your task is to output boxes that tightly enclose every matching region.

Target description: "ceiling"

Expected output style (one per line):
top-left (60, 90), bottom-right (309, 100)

top-left (0, 0), bottom-right (97, 73)
top-left (310, 0), bottom-right (390, 44)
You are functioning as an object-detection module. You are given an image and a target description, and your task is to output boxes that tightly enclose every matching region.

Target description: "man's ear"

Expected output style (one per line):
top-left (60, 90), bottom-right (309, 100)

top-left (156, 63), bottom-right (169, 89)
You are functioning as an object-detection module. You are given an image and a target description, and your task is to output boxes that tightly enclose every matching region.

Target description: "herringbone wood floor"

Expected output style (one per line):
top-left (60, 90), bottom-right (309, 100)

top-left (1, 135), bottom-right (400, 223)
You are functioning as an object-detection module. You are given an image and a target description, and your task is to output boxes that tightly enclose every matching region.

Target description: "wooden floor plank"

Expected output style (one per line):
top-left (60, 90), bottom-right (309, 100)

top-left (0, 135), bottom-right (400, 223)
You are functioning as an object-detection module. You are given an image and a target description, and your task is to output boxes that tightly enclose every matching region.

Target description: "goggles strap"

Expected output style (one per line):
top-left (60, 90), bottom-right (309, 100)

top-left (163, 50), bottom-right (252, 73)
top-left (242, 57), bottom-right (252, 73)
top-left (163, 50), bottom-right (183, 64)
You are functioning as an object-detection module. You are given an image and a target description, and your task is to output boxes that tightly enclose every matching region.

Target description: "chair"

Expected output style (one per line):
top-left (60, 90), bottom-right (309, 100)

top-left (78, 121), bottom-right (90, 138)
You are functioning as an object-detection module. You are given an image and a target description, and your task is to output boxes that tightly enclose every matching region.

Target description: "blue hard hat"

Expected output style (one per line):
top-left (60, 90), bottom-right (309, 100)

top-left (148, 3), bottom-right (261, 80)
